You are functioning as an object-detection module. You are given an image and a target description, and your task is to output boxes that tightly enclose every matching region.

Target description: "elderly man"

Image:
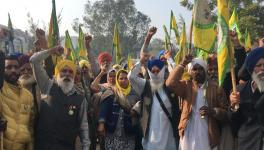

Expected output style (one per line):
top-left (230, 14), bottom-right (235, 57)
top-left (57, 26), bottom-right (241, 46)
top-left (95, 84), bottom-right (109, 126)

top-left (84, 35), bottom-right (112, 84)
top-left (230, 47), bottom-right (264, 150)
top-left (166, 55), bottom-right (228, 150)
top-left (128, 26), bottom-right (180, 150)
top-left (0, 52), bottom-right (35, 150)
top-left (30, 46), bottom-right (90, 150)
top-left (129, 57), bottom-right (180, 150)
top-left (18, 54), bottom-right (41, 109)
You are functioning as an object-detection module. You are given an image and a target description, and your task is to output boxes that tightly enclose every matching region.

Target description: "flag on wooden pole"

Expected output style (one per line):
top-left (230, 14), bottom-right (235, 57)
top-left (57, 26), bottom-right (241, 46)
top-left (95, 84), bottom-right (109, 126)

top-left (46, 0), bottom-right (61, 77)
top-left (217, 0), bottom-right (236, 88)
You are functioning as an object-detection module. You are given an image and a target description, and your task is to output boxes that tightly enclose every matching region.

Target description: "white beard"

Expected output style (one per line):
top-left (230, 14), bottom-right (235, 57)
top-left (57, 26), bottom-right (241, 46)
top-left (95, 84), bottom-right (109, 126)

top-left (252, 72), bottom-right (264, 92)
top-left (57, 76), bottom-right (74, 94)
top-left (19, 74), bottom-right (36, 87)
top-left (150, 81), bottom-right (164, 93)
top-left (148, 67), bottom-right (165, 93)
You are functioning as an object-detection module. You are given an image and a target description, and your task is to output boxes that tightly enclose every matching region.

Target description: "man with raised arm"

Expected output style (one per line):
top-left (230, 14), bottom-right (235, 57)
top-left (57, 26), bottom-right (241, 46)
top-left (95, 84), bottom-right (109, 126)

top-left (30, 46), bottom-right (90, 150)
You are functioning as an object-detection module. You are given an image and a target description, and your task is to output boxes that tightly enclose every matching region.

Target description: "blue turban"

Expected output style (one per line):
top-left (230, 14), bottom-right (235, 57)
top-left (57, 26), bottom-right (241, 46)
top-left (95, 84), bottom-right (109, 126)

top-left (157, 50), bottom-right (165, 60)
top-left (147, 59), bottom-right (164, 70)
top-left (245, 47), bottom-right (264, 74)
top-left (9, 52), bottom-right (22, 58)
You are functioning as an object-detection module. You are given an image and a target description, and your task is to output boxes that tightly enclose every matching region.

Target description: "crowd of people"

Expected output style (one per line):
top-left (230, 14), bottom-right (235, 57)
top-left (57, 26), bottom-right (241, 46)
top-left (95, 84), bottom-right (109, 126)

top-left (0, 26), bottom-right (264, 150)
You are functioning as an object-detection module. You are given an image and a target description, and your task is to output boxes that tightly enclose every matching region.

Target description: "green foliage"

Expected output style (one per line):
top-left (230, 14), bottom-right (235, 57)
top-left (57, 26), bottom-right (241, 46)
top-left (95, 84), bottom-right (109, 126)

top-left (180, 0), bottom-right (264, 41)
top-left (79, 0), bottom-right (151, 56)
top-left (149, 38), bottom-right (165, 55)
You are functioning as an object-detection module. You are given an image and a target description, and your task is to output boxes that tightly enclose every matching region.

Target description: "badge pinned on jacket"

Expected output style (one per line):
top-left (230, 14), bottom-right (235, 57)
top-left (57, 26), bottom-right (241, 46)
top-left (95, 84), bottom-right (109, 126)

top-left (68, 105), bottom-right (76, 116)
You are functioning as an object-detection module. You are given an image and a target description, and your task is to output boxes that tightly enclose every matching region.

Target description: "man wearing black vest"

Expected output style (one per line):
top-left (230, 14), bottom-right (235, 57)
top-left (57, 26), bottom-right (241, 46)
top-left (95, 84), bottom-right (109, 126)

top-left (30, 46), bottom-right (90, 150)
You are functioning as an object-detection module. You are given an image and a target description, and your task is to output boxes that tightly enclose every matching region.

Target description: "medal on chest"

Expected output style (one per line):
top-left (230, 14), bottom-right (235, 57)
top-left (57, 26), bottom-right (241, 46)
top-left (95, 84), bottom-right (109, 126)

top-left (68, 105), bottom-right (76, 116)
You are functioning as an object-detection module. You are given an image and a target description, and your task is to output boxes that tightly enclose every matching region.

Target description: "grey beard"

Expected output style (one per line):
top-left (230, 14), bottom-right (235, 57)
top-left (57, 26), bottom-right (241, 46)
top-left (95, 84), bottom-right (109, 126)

top-left (252, 72), bottom-right (264, 92)
top-left (150, 80), bottom-right (164, 93)
top-left (57, 76), bottom-right (74, 94)
top-left (19, 75), bottom-right (36, 87)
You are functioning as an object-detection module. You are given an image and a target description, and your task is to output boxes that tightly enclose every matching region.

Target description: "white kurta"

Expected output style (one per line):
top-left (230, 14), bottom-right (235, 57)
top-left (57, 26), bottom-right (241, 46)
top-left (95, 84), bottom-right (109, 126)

top-left (179, 87), bottom-right (211, 150)
top-left (142, 88), bottom-right (177, 150)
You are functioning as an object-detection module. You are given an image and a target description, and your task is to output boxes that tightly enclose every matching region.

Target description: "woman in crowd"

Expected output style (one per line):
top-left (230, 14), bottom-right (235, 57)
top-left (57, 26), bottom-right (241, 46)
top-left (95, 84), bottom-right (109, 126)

top-left (97, 69), bottom-right (139, 150)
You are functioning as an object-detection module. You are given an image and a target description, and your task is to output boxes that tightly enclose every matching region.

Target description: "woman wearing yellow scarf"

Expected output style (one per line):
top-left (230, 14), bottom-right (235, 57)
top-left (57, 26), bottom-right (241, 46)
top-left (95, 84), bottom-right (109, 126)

top-left (97, 69), bottom-right (141, 150)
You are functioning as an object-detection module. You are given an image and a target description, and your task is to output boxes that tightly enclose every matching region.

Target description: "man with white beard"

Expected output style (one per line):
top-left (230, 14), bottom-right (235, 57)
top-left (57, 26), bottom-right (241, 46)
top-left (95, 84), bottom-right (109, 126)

top-left (128, 26), bottom-right (180, 150)
top-left (230, 47), bottom-right (264, 150)
top-left (18, 54), bottom-right (41, 110)
top-left (128, 57), bottom-right (180, 150)
top-left (30, 46), bottom-right (90, 150)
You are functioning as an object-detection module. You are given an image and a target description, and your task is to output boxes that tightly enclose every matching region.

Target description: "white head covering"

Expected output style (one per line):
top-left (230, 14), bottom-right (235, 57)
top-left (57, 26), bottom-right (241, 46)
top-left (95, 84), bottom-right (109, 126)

top-left (187, 58), bottom-right (207, 74)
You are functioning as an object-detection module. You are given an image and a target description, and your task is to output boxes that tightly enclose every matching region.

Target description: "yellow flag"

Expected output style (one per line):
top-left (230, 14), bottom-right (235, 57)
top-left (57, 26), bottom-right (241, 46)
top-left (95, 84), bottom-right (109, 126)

top-left (175, 22), bottom-right (187, 65)
top-left (244, 29), bottom-right (252, 52)
top-left (78, 26), bottom-right (87, 60)
top-left (127, 53), bottom-right (133, 71)
top-left (113, 23), bottom-right (122, 64)
top-left (217, 0), bottom-right (232, 86)
top-left (170, 10), bottom-right (180, 45)
top-left (193, 0), bottom-right (217, 59)
top-left (229, 8), bottom-right (242, 43)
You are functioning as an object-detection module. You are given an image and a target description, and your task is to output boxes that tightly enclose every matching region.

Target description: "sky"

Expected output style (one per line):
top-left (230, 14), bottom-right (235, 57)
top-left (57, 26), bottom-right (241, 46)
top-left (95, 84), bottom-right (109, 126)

top-left (0, 0), bottom-right (192, 39)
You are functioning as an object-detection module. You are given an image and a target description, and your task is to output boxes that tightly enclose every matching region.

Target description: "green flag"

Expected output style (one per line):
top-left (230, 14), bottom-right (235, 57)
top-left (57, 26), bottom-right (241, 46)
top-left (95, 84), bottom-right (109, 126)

top-left (45, 0), bottom-right (61, 78)
top-left (7, 13), bottom-right (15, 52)
top-left (8, 13), bottom-right (14, 40)
top-left (48, 0), bottom-right (61, 66)
top-left (48, 0), bottom-right (60, 48)
top-left (64, 30), bottom-right (76, 62)
top-left (163, 25), bottom-right (171, 51)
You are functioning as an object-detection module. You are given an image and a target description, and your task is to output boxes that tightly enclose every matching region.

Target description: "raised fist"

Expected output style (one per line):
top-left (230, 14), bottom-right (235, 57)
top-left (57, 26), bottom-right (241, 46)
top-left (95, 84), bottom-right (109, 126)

top-left (147, 26), bottom-right (157, 38)
top-left (50, 45), bottom-right (64, 56)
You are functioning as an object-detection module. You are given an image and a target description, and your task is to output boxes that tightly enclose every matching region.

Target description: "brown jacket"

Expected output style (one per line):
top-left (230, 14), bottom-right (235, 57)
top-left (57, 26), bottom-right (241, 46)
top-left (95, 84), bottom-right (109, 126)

top-left (166, 65), bottom-right (229, 148)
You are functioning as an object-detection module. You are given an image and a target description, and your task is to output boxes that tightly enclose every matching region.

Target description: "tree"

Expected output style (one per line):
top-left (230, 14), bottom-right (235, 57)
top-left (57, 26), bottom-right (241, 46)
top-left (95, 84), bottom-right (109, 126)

top-left (149, 38), bottom-right (165, 56)
top-left (80, 0), bottom-right (151, 56)
top-left (26, 12), bottom-right (38, 50)
top-left (180, 0), bottom-right (264, 41)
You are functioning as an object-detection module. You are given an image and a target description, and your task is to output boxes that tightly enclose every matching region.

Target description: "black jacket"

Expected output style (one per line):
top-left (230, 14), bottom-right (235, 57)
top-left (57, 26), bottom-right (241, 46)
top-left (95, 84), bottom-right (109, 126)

top-left (0, 51), bottom-right (4, 89)
top-left (231, 80), bottom-right (264, 150)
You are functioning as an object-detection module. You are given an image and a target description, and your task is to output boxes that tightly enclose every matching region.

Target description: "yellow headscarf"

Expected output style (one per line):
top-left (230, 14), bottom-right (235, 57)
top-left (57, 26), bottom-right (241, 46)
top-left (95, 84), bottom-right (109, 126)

top-left (115, 69), bottom-right (131, 96)
top-left (79, 60), bottom-right (90, 68)
top-left (112, 64), bottom-right (122, 71)
top-left (54, 59), bottom-right (77, 77)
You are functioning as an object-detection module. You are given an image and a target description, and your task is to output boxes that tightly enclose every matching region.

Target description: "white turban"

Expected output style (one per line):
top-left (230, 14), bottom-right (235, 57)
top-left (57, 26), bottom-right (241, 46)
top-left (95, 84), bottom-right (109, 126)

top-left (187, 58), bottom-right (207, 74)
